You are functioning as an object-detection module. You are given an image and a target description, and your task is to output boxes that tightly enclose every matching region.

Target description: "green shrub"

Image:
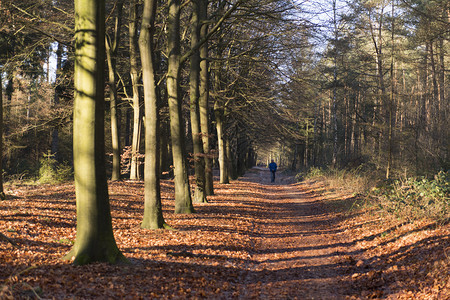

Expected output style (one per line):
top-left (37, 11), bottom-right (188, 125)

top-left (295, 166), bottom-right (324, 182)
top-left (39, 152), bottom-right (73, 184)
top-left (372, 171), bottom-right (449, 223)
top-left (305, 167), bottom-right (325, 179)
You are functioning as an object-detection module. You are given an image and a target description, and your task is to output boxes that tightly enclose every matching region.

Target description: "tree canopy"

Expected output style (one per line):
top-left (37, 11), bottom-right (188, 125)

top-left (0, 0), bottom-right (447, 183)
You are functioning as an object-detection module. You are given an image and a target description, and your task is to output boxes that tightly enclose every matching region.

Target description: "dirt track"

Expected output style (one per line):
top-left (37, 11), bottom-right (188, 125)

top-left (236, 167), bottom-right (352, 299)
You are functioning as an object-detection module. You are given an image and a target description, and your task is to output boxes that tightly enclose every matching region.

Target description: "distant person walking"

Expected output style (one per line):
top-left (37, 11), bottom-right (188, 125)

top-left (269, 160), bottom-right (277, 183)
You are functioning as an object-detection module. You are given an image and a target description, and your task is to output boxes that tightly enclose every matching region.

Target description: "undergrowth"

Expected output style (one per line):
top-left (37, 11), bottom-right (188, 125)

top-left (297, 166), bottom-right (374, 196)
top-left (38, 152), bottom-right (73, 184)
top-left (372, 171), bottom-right (449, 223)
top-left (297, 166), bottom-right (449, 223)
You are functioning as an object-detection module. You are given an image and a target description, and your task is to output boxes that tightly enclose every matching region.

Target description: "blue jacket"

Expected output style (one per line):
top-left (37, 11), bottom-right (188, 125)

top-left (269, 162), bottom-right (277, 172)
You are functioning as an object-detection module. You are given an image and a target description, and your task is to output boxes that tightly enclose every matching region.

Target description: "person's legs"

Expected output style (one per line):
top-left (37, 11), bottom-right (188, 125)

top-left (271, 171), bottom-right (275, 182)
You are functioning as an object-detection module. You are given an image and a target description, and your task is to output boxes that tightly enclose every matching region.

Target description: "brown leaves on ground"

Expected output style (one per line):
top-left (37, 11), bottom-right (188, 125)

top-left (305, 180), bottom-right (450, 300)
top-left (0, 169), bottom-right (449, 299)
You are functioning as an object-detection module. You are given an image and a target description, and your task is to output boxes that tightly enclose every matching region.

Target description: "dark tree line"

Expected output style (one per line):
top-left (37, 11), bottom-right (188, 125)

top-left (267, 0), bottom-right (449, 179)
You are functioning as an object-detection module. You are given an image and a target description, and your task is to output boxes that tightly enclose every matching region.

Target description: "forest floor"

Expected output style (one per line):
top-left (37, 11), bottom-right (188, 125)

top-left (0, 167), bottom-right (449, 299)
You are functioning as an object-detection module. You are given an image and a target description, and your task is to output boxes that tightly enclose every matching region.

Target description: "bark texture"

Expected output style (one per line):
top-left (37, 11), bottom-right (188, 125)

top-left (167, 0), bottom-right (195, 213)
top-left (214, 101), bottom-right (228, 184)
top-left (139, 0), bottom-right (166, 228)
top-left (66, 0), bottom-right (125, 265)
top-left (190, 0), bottom-right (207, 203)
top-left (106, 0), bottom-right (124, 181)
top-left (0, 73), bottom-right (4, 199)
top-left (199, 0), bottom-right (214, 196)
top-left (129, 0), bottom-right (143, 180)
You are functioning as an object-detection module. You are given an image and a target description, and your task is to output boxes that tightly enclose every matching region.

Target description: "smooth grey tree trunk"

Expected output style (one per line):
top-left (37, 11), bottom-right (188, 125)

top-left (190, 0), bottom-right (207, 203)
top-left (129, 0), bottom-right (143, 180)
top-left (139, 0), bottom-right (167, 228)
top-left (199, 0), bottom-right (214, 196)
top-left (106, 0), bottom-right (124, 181)
top-left (167, 0), bottom-right (195, 214)
top-left (64, 0), bottom-right (125, 265)
top-left (51, 43), bottom-right (62, 163)
top-left (214, 101), bottom-right (228, 184)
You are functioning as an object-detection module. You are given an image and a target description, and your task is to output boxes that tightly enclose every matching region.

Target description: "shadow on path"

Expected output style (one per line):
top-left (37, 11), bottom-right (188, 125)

top-left (236, 167), bottom-right (354, 299)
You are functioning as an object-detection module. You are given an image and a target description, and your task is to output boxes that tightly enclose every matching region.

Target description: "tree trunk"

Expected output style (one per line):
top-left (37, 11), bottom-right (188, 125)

top-left (386, 2), bottom-right (395, 180)
top-left (167, 0), bottom-right (195, 214)
top-left (5, 78), bottom-right (12, 124)
top-left (438, 37), bottom-right (445, 128)
top-left (0, 72), bottom-right (4, 199)
top-left (160, 119), bottom-right (171, 176)
top-left (350, 89), bottom-right (359, 158)
top-left (429, 41), bottom-right (439, 132)
top-left (369, 5), bottom-right (391, 177)
top-left (190, 0), bottom-right (207, 203)
top-left (344, 92), bottom-right (349, 159)
top-left (129, 0), bottom-right (143, 180)
top-left (139, 0), bottom-right (166, 228)
top-left (214, 101), bottom-right (228, 184)
top-left (124, 106), bottom-right (131, 147)
top-left (225, 137), bottom-right (235, 181)
top-left (332, 0), bottom-right (338, 167)
top-left (305, 120), bottom-right (309, 168)
top-left (420, 43), bottom-right (429, 134)
top-left (65, 0), bottom-right (125, 265)
top-left (106, 0), bottom-right (124, 181)
top-left (199, 0), bottom-right (214, 196)
top-left (51, 43), bottom-right (62, 163)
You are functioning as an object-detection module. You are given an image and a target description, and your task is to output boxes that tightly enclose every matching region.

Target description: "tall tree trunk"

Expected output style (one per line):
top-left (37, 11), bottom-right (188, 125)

top-left (214, 101), bottom-right (228, 183)
top-left (305, 120), bottom-right (310, 168)
top-left (65, 0), bottom-right (125, 265)
top-left (5, 78), bottom-right (12, 124)
top-left (160, 119), bottom-right (171, 175)
top-left (369, 4), bottom-right (391, 177)
top-left (313, 99), bottom-right (319, 166)
top-left (51, 43), bottom-right (62, 163)
top-left (344, 92), bottom-right (348, 159)
top-left (129, 0), bottom-right (143, 180)
top-left (199, 0), bottom-right (214, 196)
top-left (429, 41), bottom-right (439, 132)
top-left (106, 0), bottom-right (124, 181)
top-left (167, 0), bottom-right (195, 214)
top-left (154, 51), bottom-right (171, 176)
top-left (124, 106), bottom-right (131, 147)
top-left (225, 137), bottom-right (236, 180)
top-left (331, 0), bottom-right (338, 167)
top-left (0, 72), bottom-right (4, 199)
top-left (140, 0), bottom-right (166, 228)
top-left (350, 89), bottom-right (359, 158)
top-left (386, 2), bottom-right (396, 180)
top-left (418, 43), bottom-right (429, 136)
top-left (438, 37), bottom-right (445, 128)
top-left (291, 144), bottom-right (298, 171)
top-left (190, 0), bottom-right (207, 203)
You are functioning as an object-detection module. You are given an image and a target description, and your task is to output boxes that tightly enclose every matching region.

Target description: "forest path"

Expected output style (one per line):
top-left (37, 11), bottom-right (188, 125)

top-left (237, 167), bottom-right (351, 299)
